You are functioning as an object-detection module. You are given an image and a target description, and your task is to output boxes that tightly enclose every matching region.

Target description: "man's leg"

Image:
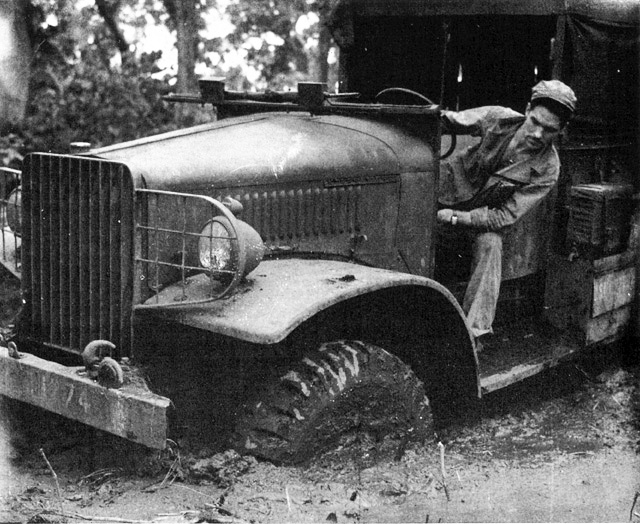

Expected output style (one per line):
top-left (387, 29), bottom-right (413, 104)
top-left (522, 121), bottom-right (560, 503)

top-left (463, 232), bottom-right (503, 339)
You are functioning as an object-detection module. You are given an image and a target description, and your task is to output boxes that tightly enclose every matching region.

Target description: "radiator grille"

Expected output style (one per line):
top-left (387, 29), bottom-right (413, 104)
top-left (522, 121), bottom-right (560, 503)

top-left (22, 154), bottom-right (135, 357)
top-left (221, 186), bottom-right (361, 242)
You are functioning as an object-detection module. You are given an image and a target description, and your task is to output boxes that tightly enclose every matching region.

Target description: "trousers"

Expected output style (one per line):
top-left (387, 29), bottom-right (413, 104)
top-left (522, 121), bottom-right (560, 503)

top-left (463, 232), bottom-right (503, 338)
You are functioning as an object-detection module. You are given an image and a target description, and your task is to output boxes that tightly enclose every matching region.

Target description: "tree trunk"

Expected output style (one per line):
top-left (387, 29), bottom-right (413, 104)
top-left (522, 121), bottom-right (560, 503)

top-left (95, 0), bottom-right (131, 64)
top-left (0, 0), bottom-right (32, 124)
top-left (173, 0), bottom-right (198, 94)
top-left (317, 23), bottom-right (331, 86)
top-left (315, 1), bottom-right (335, 90)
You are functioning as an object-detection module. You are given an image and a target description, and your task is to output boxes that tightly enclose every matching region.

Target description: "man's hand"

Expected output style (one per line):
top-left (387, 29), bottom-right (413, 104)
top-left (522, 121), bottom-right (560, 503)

top-left (437, 208), bottom-right (471, 226)
top-left (437, 209), bottom-right (455, 224)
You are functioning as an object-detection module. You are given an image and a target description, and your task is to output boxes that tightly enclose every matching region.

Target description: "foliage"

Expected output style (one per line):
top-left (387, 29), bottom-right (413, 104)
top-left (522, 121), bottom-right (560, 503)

top-left (0, 134), bottom-right (25, 170)
top-left (11, 0), bottom-right (214, 155)
top-left (222, 0), bottom-right (335, 90)
top-left (22, 49), bottom-right (186, 153)
top-left (1, 0), bottom-right (335, 162)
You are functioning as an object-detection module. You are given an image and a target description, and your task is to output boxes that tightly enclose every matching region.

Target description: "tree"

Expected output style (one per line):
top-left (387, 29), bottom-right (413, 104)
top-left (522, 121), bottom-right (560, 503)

top-left (95, 0), bottom-right (131, 61)
top-left (163, 0), bottom-right (199, 94)
top-left (0, 0), bottom-right (338, 162)
top-left (0, 0), bottom-right (34, 126)
top-left (223, 0), bottom-right (337, 90)
top-left (14, 0), bottom-right (208, 153)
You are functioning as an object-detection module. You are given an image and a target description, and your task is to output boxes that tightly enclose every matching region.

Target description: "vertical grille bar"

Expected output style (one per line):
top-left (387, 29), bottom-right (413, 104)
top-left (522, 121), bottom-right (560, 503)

top-left (39, 157), bottom-right (51, 339)
top-left (305, 188), bottom-right (314, 236)
top-left (109, 166), bottom-right (122, 348)
top-left (295, 189), bottom-right (304, 237)
top-left (26, 156), bottom-right (40, 335)
top-left (119, 166), bottom-right (134, 355)
top-left (99, 163), bottom-right (111, 340)
top-left (78, 159), bottom-right (91, 349)
top-left (58, 158), bottom-right (71, 346)
top-left (22, 154), bottom-right (135, 357)
top-left (21, 159), bottom-right (32, 320)
top-left (68, 159), bottom-right (81, 350)
top-left (330, 188), bottom-right (338, 233)
top-left (48, 157), bottom-right (60, 343)
top-left (88, 161), bottom-right (101, 344)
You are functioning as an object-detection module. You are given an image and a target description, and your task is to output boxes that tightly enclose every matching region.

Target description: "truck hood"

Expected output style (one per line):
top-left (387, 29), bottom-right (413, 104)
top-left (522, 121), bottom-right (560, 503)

top-left (93, 113), bottom-right (433, 190)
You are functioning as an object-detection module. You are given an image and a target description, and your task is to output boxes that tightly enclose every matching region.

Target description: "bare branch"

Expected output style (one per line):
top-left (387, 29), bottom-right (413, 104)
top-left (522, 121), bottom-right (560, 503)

top-left (95, 0), bottom-right (129, 57)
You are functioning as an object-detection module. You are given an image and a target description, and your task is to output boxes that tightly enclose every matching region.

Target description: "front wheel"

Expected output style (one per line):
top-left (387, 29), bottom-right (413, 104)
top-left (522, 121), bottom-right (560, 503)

top-left (231, 340), bottom-right (433, 464)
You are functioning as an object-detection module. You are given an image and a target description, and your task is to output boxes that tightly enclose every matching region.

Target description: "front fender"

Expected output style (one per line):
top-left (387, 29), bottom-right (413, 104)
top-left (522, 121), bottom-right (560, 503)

top-left (138, 258), bottom-right (481, 406)
top-left (137, 258), bottom-right (474, 346)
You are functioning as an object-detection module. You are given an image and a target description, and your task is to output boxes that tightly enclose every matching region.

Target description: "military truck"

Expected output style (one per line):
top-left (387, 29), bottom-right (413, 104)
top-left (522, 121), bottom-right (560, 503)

top-left (0, 0), bottom-right (637, 464)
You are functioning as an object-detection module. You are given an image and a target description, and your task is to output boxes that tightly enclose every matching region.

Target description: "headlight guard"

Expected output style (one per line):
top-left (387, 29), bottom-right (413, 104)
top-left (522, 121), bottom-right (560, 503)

top-left (135, 190), bottom-right (264, 306)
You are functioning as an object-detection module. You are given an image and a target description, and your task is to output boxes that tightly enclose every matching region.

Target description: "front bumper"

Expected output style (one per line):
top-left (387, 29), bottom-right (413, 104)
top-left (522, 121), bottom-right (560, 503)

top-left (0, 346), bottom-right (170, 449)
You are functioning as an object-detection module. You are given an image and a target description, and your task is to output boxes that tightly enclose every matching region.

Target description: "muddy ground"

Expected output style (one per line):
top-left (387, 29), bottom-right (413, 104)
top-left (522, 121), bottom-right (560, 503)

top-left (1, 270), bottom-right (639, 523)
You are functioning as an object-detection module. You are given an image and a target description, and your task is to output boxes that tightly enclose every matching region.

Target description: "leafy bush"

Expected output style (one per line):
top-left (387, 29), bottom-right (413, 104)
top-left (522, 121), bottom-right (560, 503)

top-left (0, 134), bottom-right (25, 170)
top-left (21, 47), bottom-right (215, 154)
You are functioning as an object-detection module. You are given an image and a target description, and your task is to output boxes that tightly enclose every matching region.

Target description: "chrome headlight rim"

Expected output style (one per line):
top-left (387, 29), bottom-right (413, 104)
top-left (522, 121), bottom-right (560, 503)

top-left (198, 212), bottom-right (246, 295)
top-left (6, 186), bottom-right (21, 236)
top-left (198, 216), bottom-right (240, 274)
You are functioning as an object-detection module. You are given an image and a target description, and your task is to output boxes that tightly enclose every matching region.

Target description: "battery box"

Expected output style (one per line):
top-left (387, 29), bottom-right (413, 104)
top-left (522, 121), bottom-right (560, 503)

top-left (566, 183), bottom-right (633, 256)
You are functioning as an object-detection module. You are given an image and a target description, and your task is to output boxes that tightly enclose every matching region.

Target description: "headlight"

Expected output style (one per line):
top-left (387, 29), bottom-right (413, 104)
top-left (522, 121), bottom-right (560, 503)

top-left (199, 218), bottom-right (233, 271)
top-left (6, 186), bottom-right (21, 235)
top-left (198, 216), bottom-right (264, 280)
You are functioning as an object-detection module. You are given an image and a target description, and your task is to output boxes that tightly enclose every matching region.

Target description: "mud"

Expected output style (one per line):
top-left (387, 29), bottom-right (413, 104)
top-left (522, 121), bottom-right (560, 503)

top-left (0, 268), bottom-right (639, 522)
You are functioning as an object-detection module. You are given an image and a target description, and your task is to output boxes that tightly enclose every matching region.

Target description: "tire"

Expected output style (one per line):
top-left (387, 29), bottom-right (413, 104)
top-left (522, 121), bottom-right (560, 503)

top-left (231, 340), bottom-right (432, 464)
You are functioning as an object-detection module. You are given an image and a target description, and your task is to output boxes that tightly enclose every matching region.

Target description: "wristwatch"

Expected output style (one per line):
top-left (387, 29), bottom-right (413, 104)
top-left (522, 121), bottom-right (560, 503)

top-left (450, 213), bottom-right (458, 226)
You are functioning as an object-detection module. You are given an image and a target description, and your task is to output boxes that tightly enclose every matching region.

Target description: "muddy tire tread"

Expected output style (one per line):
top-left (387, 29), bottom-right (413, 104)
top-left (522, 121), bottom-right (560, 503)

top-left (232, 340), bottom-right (431, 464)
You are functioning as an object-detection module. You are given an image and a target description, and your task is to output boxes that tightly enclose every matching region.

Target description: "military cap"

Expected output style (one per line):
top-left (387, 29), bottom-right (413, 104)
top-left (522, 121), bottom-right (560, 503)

top-left (531, 80), bottom-right (577, 113)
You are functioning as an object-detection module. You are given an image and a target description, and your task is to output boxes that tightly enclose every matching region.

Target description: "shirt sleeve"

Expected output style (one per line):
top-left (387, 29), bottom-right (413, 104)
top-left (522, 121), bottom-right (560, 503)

top-left (468, 167), bottom-right (559, 231)
top-left (442, 106), bottom-right (522, 136)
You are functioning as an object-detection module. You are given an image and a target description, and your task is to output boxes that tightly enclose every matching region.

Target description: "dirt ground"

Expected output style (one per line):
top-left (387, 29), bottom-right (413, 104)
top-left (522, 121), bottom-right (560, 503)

top-left (1, 270), bottom-right (640, 523)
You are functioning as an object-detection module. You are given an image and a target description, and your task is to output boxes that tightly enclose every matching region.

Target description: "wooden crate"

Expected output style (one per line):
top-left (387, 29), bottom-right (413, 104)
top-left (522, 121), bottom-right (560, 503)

top-left (544, 250), bottom-right (635, 346)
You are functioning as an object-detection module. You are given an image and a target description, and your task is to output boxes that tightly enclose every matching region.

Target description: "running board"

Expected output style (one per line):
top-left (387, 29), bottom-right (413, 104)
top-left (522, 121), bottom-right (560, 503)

top-left (0, 346), bottom-right (170, 449)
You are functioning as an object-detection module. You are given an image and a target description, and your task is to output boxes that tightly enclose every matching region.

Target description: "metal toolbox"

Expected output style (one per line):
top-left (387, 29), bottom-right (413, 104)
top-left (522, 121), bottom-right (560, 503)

top-left (567, 183), bottom-right (634, 256)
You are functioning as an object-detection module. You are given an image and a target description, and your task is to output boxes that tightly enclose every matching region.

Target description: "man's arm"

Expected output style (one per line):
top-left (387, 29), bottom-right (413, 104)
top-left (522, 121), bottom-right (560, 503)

top-left (437, 177), bottom-right (556, 231)
top-left (442, 106), bottom-right (522, 136)
top-left (468, 179), bottom-right (557, 230)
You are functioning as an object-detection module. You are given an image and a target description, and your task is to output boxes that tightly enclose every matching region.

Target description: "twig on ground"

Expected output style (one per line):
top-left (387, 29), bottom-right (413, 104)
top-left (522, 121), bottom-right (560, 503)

top-left (204, 502), bottom-right (251, 523)
top-left (157, 510), bottom-right (199, 519)
top-left (573, 364), bottom-right (599, 383)
top-left (630, 491), bottom-right (639, 522)
top-left (205, 503), bottom-right (243, 516)
top-left (164, 455), bottom-right (182, 484)
top-left (285, 485), bottom-right (292, 513)
top-left (437, 441), bottom-right (450, 501)
top-left (38, 509), bottom-right (150, 523)
top-left (142, 455), bottom-right (182, 493)
top-left (81, 468), bottom-right (121, 487)
top-left (39, 448), bottom-right (64, 515)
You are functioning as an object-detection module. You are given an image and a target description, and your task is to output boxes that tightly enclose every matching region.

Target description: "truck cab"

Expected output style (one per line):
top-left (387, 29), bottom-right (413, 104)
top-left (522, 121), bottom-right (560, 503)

top-left (0, 0), bottom-right (637, 464)
top-left (331, 0), bottom-right (639, 381)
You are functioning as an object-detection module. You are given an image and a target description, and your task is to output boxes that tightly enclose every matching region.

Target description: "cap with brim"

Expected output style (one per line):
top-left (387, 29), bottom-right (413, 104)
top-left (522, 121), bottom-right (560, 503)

top-left (531, 80), bottom-right (577, 113)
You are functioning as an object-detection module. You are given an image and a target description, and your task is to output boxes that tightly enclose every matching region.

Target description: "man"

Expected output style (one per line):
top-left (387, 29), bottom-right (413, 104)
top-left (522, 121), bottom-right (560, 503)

top-left (436, 80), bottom-right (577, 347)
